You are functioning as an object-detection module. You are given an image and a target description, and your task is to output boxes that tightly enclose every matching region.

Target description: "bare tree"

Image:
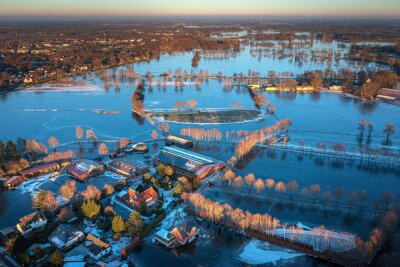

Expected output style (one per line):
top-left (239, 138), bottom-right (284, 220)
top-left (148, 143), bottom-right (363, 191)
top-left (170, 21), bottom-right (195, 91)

top-left (300, 188), bottom-right (309, 205)
top-left (383, 123), bottom-right (395, 145)
top-left (275, 181), bottom-right (286, 195)
top-left (98, 143), bottom-right (108, 159)
top-left (233, 176), bottom-right (243, 195)
top-left (151, 130), bottom-right (159, 140)
top-left (265, 178), bottom-right (275, 196)
top-left (253, 178), bottom-right (265, 197)
top-left (48, 136), bottom-right (59, 152)
top-left (359, 119), bottom-right (368, 138)
top-left (287, 180), bottom-right (298, 200)
top-left (244, 173), bottom-right (255, 193)
top-left (81, 185), bottom-right (102, 202)
top-left (333, 188), bottom-right (345, 204)
top-left (59, 180), bottom-right (76, 202)
top-left (310, 184), bottom-right (321, 202)
top-left (76, 126), bottom-right (83, 144)
top-left (224, 170), bottom-right (235, 186)
top-left (118, 138), bottom-right (130, 150)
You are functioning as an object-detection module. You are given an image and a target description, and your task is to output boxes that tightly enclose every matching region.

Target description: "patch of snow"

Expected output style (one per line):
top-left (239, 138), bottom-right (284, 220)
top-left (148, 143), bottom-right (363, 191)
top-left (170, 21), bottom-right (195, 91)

top-left (296, 222), bottom-right (313, 231)
top-left (108, 236), bottom-right (131, 256)
top-left (103, 171), bottom-right (126, 181)
top-left (83, 220), bottom-right (103, 237)
top-left (238, 239), bottom-right (303, 265)
top-left (155, 206), bottom-right (188, 234)
top-left (18, 173), bottom-right (53, 196)
top-left (63, 262), bottom-right (86, 267)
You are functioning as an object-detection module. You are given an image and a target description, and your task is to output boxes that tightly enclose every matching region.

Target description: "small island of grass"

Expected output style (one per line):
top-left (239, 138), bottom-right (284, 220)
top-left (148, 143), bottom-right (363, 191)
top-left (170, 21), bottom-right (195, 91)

top-left (144, 108), bottom-right (262, 124)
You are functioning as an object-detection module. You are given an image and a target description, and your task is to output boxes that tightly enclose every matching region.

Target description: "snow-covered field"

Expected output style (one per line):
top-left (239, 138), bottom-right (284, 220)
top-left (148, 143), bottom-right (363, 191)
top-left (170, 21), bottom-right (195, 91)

top-left (26, 83), bottom-right (102, 92)
top-left (238, 239), bottom-right (303, 265)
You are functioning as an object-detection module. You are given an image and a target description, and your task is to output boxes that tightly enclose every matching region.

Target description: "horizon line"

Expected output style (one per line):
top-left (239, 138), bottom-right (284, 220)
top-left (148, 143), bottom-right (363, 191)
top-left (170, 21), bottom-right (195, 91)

top-left (1, 14), bottom-right (400, 21)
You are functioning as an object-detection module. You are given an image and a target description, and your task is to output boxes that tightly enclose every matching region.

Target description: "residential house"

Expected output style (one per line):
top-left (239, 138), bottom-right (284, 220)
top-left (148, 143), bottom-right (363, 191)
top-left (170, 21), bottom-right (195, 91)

top-left (120, 187), bottom-right (159, 209)
top-left (155, 216), bottom-right (198, 248)
top-left (84, 234), bottom-right (111, 260)
top-left (67, 160), bottom-right (104, 181)
top-left (106, 159), bottom-right (149, 178)
top-left (16, 212), bottom-right (48, 236)
top-left (49, 224), bottom-right (84, 250)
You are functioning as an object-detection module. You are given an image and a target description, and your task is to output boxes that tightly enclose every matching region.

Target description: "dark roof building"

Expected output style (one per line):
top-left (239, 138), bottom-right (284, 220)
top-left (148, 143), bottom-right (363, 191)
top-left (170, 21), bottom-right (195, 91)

top-left (19, 162), bottom-right (60, 178)
top-left (0, 227), bottom-right (15, 239)
top-left (49, 224), bottom-right (84, 250)
top-left (155, 215), bottom-right (198, 248)
top-left (165, 135), bottom-right (194, 148)
top-left (120, 187), bottom-right (159, 209)
top-left (67, 160), bottom-right (104, 181)
top-left (16, 212), bottom-right (48, 236)
top-left (153, 146), bottom-right (225, 179)
top-left (84, 234), bottom-right (111, 260)
top-left (131, 143), bottom-right (149, 153)
top-left (106, 159), bottom-right (149, 177)
top-left (4, 176), bottom-right (25, 188)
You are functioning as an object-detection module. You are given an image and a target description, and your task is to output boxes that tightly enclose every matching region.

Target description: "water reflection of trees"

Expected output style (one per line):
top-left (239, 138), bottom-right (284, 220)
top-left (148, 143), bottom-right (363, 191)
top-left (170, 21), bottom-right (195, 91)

top-left (235, 148), bottom-right (263, 170)
top-left (131, 111), bottom-right (145, 126)
top-left (274, 91), bottom-right (296, 100)
top-left (309, 91), bottom-right (322, 101)
top-left (357, 101), bottom-right (378, 114)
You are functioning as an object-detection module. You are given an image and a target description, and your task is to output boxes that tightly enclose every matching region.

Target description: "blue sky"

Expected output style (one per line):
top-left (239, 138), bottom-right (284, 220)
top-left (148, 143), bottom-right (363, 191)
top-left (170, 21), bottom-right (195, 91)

top-left (1, 0), bottom-right (399, 17)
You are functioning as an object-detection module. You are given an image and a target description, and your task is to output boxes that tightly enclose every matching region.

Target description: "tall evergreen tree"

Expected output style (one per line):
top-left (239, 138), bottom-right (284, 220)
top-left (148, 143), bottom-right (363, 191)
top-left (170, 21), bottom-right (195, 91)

top-left (49, 250), bottom-right (63, 266)
top-left (5, 140), bottom-right (20, 161)
top-left (112, 216), bottom-right (125, 234)
top-left (0, 140), bottom-right (5, 164)
top-left (126, 211), bottom-right (143, 235)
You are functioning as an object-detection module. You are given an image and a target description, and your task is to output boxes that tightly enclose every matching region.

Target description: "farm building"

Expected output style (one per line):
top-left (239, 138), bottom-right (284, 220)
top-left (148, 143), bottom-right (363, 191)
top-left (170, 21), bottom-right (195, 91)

top-left (153, 146), bottom-right (225, 179)
top-left (19, 162), bottom-right (60, 178)
top-left (4, 175), bottom-right (25, 188)
top-left (67, 160), bottom-right (104, 181)
top-left (165, 135), bottom-right (194, 148)
top-left (106, 159), bottom-right (149, 177)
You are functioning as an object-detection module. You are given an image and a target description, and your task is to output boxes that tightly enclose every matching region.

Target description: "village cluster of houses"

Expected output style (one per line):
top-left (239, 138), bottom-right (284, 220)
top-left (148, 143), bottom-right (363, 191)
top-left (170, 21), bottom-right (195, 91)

top-left (0, 135), bottom-right (227, 266)
top-left (11, 212), bottom-right (120, 266)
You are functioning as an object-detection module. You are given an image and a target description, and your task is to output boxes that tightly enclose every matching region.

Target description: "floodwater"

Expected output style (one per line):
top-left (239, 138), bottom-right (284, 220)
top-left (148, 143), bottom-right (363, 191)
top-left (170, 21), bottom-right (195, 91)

top-left (0, 38), bottom-right (399, 266)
